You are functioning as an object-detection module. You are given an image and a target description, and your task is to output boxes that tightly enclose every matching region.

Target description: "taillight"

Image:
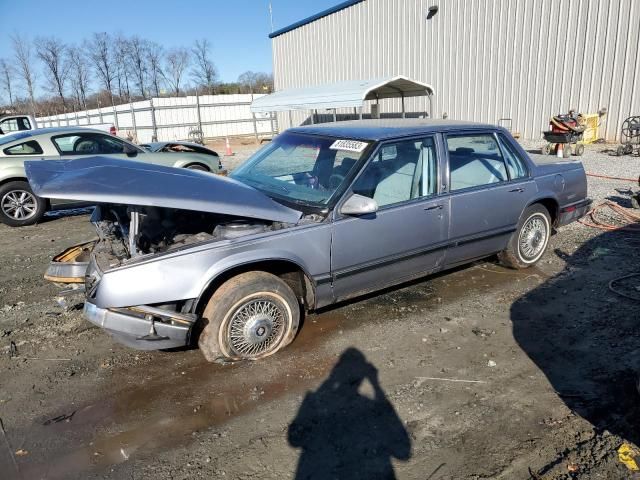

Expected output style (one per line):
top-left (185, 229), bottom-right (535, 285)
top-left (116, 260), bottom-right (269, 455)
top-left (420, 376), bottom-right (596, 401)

top-left (110, 126), bottom-right (117, 136)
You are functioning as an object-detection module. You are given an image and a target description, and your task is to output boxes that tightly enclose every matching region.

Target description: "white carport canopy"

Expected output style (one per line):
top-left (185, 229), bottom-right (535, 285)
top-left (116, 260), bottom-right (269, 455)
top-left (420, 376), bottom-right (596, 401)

top-left (250, 75), bottom-right (434, 117)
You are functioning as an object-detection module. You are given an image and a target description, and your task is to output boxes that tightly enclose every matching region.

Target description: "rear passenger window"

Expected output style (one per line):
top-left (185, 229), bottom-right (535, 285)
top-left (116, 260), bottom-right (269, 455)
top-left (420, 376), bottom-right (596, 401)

top-left (3, 140), bottom-right (43, 155)
top-left (447, 134), bottom-right (508, 191)
top-left (497, 134), bottom-right (528, 179)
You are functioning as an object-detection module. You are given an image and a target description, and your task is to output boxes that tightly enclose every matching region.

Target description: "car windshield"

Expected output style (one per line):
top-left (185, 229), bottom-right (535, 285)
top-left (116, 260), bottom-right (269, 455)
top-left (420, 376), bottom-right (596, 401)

top-left (0, 131), bottom-right (32, 146)
top-left (231, 132), bottom-right (370, 207)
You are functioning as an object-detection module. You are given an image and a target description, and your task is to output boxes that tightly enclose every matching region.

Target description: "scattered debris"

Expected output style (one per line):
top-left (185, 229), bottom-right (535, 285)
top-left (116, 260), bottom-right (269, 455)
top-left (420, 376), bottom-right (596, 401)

top-left (0, 417), bottom-right (19, 473)
top-left (472, 327), bottom-right (495, 338)
top-left (14, 449), bottom-right (28, 456)
top-left (416, 376), bottom-right (487, 385)
top-left (487, 360), bottom-right (497, 367)
top-left (618, 443), bottom-right (640, 471)
top-left (43, 411), bottom-right (76, 426)
top-left (8, 341), bottom-right (17, 358)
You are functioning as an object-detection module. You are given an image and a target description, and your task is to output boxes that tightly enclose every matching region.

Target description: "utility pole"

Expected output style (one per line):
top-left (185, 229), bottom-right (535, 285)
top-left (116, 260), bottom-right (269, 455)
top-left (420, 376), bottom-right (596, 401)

top-left (269, 1), bottom-right (274, 32)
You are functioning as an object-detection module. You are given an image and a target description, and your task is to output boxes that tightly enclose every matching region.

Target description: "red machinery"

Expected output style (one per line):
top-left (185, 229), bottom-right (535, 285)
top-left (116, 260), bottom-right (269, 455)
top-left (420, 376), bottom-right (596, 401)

top-left (542, 111), bottom-right (586, 158)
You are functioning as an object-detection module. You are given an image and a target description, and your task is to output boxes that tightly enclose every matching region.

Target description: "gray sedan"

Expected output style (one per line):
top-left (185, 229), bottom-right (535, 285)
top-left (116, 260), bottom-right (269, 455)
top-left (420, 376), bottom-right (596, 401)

top-left (31, 119), bottom-right (591, 362)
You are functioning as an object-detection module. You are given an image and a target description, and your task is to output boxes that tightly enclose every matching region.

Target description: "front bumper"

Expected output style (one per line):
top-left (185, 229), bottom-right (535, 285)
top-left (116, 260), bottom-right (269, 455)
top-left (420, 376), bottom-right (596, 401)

top-left (557, 198), bottom-right (592, 226)
top-left (83, 301), bottom-right (193, 350)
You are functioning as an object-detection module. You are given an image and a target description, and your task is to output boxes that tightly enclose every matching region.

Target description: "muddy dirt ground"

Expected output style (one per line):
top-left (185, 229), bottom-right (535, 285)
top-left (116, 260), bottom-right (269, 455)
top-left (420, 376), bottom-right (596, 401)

top-left (1, 144), bottom-right (639, 480)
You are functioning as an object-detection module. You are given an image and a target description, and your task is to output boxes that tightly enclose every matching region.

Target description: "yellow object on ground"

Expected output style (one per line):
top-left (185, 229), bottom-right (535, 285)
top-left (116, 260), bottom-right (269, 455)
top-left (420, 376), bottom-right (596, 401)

top-left (618, 442), bottom-right (640, 471)
top-left (581, 113), bottom-right (602, 144)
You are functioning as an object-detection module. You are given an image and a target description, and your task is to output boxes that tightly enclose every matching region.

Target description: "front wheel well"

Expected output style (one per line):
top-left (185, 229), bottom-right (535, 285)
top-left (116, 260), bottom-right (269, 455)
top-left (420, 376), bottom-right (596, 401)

top-left (530, 198), bottom-right (558, 226)
top-left (183, 162), bottom-right (210, 171)
top-left (0, 177), bottom-right (28, 188)
top-left (195, 260), bottom-right (315, 315)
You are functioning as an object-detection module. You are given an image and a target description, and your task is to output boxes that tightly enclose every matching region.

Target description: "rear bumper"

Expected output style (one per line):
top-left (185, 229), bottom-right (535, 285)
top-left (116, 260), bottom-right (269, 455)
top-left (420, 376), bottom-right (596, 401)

top-left (83, 301), bottom-right (192, 350)
top-left (557, 198), bottom-right (592, 226)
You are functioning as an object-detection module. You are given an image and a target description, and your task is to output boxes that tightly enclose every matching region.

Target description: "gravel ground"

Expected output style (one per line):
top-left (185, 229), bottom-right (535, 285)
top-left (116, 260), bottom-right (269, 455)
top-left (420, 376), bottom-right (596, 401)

top-left (0, 139), bottom-right (639, 480)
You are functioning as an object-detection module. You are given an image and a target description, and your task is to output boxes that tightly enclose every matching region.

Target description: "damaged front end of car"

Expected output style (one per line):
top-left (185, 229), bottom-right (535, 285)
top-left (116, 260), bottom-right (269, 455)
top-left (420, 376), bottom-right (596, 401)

top-left (27, 157), bottom-right (304, 350)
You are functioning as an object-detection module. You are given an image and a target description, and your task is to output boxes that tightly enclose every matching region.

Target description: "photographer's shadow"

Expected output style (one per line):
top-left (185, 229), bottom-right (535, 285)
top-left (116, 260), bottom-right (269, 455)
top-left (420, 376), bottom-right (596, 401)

top-left (288, 348), bottom-right (411, 480)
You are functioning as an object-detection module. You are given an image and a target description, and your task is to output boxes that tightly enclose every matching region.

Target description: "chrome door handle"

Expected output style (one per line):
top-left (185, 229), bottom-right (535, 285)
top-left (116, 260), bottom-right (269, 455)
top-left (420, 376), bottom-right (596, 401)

top-left (509, 187), bottom-right (524, 193)
top-left (424, 204), bottom-right (444, 211)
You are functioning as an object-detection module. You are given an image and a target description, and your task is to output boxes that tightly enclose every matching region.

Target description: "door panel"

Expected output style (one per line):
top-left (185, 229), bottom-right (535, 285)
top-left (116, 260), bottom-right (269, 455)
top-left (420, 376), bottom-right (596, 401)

top-left (444, 132), bottom-right (534, 265)
top-left (331, 198), bottom-right (449, 301)
top-left (330, 136), bottom-right (448, 301)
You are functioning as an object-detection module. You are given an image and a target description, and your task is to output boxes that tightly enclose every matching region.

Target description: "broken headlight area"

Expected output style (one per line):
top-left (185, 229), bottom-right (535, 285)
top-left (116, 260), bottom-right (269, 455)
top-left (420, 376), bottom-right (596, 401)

top-left (90, 204), bottom-right (295, 269)
top-left (84, 301), bottom-right (198, 350)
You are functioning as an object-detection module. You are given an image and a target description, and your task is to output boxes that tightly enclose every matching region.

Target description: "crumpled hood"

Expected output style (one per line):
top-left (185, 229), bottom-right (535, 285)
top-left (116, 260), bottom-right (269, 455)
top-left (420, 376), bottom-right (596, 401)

top-left (25, 157), bottom-right (302, 224)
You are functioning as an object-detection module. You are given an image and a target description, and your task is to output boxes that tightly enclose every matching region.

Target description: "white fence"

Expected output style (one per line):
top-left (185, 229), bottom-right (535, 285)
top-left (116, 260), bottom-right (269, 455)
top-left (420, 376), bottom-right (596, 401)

top-left (36, 94), bottom-right (277, 144)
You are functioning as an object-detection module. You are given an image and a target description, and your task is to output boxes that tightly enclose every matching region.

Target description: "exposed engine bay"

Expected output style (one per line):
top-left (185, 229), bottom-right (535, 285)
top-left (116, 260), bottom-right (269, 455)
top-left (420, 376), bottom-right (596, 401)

top-left (91, 204), bottom-right (322, 269)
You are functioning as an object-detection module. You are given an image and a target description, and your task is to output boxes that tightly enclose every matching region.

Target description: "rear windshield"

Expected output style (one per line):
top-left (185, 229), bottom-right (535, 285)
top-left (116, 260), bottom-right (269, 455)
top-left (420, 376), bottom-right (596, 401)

top-left (0, 131), bottom-right (33, 146)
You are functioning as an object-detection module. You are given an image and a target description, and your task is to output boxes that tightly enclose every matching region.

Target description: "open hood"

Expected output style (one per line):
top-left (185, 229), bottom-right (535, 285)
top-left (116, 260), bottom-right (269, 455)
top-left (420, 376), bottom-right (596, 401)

top-left (25, 157), bottom-right (302, 224)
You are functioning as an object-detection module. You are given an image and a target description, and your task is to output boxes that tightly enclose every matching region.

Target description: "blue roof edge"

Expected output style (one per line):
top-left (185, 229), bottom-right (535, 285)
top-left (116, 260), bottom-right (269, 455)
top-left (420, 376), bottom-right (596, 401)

top-left (269, 0), bottom-right (366, 39)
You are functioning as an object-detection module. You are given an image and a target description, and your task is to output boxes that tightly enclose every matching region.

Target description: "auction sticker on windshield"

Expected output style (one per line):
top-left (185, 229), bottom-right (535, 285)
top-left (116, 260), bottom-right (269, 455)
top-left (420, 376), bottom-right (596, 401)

top-left (329, 139), bottom-right (369, 153)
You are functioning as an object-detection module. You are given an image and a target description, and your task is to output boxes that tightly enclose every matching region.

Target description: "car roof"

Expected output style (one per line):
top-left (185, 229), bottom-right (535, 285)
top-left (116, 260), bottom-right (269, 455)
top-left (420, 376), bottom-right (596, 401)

top-left (288, 119), bottom-right (501, 141)
top-left (30, 127), bottom-right (114, 135)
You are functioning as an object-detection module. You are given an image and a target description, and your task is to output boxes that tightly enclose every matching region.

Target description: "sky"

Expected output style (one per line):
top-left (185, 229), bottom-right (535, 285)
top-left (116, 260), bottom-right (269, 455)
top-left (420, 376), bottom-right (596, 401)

top-left (0, 0), bottom-right (339, 97)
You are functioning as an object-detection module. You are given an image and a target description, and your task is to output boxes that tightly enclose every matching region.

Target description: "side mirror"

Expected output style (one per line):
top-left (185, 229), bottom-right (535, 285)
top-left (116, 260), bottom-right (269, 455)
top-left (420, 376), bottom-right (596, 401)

top-left (340, 193), bottom-right (378, 216)
top-left (123, 142), bottom-right (138, 157)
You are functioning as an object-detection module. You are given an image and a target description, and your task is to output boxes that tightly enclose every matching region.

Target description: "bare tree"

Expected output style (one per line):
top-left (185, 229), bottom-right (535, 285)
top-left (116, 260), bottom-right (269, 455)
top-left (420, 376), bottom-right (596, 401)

top-left (163, 48), bottom-right (190, 95)
top-left (113, 35), bottom-right (131, 100)
top-left (87, 32), bottom-right (116, 105)
top-left (127, 36), bottom-right (148, 98)
top-left (67, 45), bottom-right (91, 110)
top-left (0, 59), bottom-right (15, 108)
top-left (147, 41), bottom-right (164, 97)
top-left (191, 39), bottom-right (218, 94)
top-left (238, 71), bottom-right (260, 94)
top-left (11, 33), bottom-right (37, 115)
top-left (35, 36), bottom-right (70, 110)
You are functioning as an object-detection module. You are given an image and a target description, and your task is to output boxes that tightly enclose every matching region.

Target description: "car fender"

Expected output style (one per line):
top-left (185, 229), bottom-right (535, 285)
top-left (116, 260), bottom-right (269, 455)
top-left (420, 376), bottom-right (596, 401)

top-left (0, 165), bottom-right (29, 185)
top-left (194, 248), bottom-right (317, 307)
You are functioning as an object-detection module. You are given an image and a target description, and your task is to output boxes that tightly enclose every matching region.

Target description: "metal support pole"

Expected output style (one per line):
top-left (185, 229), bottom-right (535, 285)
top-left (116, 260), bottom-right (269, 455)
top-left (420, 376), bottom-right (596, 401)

top-left (270, 112), bottom-right (276, 134)
top-left (150, 98), bottom-right (158, 142)
top-left (113, 105), bottom-right (119, 130)
top-left (359, 106), bottom-right (363, 120)
top-left (129, 101), bottom-right (138, 142)
top-left (333, 109), bottom-right (337, 122)
top-left (428, 94), bottom-right (433, 119)
top-left (310, 110), bottom-right (315, 124)
top-left (288, 110), bottom-right (293, 128)
top-left (401, 93), bottom-right (406, 119)
top-left (252, 112), bottom-right (259, 144)
top-left (195, 89), bottom-right (203, 139)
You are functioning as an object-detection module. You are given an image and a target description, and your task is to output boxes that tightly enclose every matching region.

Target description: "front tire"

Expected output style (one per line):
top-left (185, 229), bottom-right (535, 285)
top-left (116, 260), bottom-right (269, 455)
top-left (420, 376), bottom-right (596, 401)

top-left (0, 181), bottom-right (47, 227)
top-left (198, 271), bottom-right (300, 362)
top-left (498, 204), bottom-right (551, 269)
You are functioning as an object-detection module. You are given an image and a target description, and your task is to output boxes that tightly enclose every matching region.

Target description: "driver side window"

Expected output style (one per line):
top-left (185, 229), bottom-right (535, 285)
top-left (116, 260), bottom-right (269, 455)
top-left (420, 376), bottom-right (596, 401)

top-left (53, 133), bottom-right (126, 155)
top-left (352, 137), bottom-right (438, 208)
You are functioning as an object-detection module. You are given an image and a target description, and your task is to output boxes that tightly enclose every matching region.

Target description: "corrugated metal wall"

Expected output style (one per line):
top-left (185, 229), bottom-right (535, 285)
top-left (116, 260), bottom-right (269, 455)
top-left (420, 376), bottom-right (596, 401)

top-left (272, 0), bottom-right (640, 141)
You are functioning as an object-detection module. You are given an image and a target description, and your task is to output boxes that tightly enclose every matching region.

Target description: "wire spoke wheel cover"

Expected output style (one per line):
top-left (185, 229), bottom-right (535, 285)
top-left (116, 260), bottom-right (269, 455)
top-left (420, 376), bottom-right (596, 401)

top-left (518, 214), bottom-right (548, 262)
top-left (1, 190), bottom-right (37, 220)
top-left (223, 293), bottom-right (290, 359)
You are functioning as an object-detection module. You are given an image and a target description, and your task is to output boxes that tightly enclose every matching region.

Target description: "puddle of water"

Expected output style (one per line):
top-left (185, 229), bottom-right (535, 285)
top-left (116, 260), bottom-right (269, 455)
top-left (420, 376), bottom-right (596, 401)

top-left (12, 261), bottom-right (544, 479)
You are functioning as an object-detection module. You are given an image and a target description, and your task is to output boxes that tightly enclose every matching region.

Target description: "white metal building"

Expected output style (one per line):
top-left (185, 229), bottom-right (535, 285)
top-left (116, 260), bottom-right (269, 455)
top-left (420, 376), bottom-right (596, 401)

top-left (269, 0), bottom-right (640, 141)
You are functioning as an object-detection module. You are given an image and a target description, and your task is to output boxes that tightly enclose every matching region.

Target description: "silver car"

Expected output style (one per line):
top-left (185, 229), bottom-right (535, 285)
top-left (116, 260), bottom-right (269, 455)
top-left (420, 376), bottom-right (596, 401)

top-left (31, 120), bottom-right (591, 362)
top-left (0, 127), bottom-right (223, 226)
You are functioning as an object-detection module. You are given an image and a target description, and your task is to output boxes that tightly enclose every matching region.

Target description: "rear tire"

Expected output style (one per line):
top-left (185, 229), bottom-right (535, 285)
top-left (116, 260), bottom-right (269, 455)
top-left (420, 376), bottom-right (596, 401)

top-left (498, 204), bottom-right (551, 269)
top-left (541, 144), bottom-right (551, 156)
top-left (198, 271), bottom-right (300, 362)
top-left (562, 144), bottom-right (572, 158)
top-left (0, 181), bottom-right (47, 227)
top-left (575, 144), bottom-right (585, 156)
